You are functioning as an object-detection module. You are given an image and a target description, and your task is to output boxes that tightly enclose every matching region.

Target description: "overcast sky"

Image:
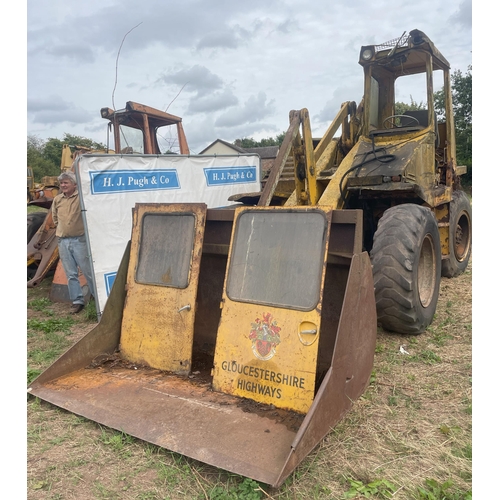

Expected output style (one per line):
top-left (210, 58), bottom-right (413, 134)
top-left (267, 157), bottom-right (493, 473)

top-left (27, 0), bottom-right (472, 154)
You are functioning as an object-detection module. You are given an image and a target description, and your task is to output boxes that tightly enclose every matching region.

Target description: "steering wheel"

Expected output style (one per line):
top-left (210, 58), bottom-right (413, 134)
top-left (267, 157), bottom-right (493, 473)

top-left (383, 114), bottom-right (420, 129)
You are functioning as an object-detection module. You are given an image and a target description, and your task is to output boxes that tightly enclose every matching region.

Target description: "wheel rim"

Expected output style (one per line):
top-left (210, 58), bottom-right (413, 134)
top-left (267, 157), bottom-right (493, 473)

top-left (455, 211), bottom-right (471, 262)
top-left (418, 234), bottom-right (437, 308)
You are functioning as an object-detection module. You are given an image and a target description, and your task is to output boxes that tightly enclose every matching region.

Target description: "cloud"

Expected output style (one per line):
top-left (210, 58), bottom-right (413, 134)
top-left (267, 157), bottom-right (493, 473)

top-left (187, 88), bottom-right (239, 113)
top-left (315, 99), bottom-right (341, 124)
top-left (196, 29), bottom-right (243, 50)
top-left (186, 116), bottom-right (280, 154)
top-left (27, 0), bottom-right (275, 61)
top-left (449, 0), bottom-right (472, 28)
top-left (28, 96), bottom-right (93, 125)
top-left (215, 92), bottom-right (276, 128)
top-left (182, 90), bottom-right (280, 152)
top-left (275, 18), bottom-right (299, 34)
top-left (46, 44), bottom-right (96, 63)
top-left (182, 115), bottom-right (223, 153)
top-left (158, 65), bottom-right (224, 95)
top-left (157, 65), bottom-right (242, 114)
top-left (314, 84), bottom-right (362, 125)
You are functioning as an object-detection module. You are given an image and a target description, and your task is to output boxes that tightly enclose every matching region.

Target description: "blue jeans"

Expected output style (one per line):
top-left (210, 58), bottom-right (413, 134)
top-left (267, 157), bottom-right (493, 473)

top-left (58, 235), bottom-right (95, 305)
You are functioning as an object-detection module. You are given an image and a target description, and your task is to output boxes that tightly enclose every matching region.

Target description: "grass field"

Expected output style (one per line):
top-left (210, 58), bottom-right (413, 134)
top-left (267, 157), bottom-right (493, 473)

top-left (26, 255), bottom-right (472, 499)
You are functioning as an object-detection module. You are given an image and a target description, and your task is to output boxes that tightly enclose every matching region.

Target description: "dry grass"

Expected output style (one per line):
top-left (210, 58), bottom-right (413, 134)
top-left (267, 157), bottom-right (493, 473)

top-left (27, 262), bottom-right (472, 499)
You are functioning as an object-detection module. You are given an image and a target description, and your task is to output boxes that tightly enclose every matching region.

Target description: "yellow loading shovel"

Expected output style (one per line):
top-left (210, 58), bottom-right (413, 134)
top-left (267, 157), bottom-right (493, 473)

top-left (28, 203), bottom-right (377, 488)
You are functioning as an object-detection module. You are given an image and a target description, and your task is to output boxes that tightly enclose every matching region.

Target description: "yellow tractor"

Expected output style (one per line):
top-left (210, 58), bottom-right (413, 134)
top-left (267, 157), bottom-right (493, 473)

top-left (28, 30), bottom-right (471, 487)
top-left (251, 28), bottom-right (471, 334)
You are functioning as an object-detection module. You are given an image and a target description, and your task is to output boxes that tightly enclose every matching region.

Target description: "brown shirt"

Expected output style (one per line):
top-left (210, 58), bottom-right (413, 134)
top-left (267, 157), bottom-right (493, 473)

top-left (52, 190), bottom-right (85, 238)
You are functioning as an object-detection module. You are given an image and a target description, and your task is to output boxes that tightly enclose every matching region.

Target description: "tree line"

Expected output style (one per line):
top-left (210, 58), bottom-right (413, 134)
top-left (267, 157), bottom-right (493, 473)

top-left (435, 66), bottom-right (472, 183)
top-left (27, 134), bottom-right (106, 182)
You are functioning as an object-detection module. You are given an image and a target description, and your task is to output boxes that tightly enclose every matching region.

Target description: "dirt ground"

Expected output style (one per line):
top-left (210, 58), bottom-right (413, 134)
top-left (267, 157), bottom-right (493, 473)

top-left (27, 260), bottom-right (472, 499)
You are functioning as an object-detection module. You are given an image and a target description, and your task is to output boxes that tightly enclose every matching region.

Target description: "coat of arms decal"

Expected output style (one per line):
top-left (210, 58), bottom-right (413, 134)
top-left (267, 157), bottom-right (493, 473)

top-left (249, 313), bottom-right (281, 361)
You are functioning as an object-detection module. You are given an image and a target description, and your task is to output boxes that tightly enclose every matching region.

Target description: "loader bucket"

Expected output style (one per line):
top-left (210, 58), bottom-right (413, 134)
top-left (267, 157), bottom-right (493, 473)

top-left (28, 203), bottom-right (377, 488)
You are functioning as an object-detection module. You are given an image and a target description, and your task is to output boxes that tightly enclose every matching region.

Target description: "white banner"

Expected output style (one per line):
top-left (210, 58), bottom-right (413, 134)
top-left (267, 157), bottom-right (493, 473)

top-left (76, 154), bottom-right (261, 316)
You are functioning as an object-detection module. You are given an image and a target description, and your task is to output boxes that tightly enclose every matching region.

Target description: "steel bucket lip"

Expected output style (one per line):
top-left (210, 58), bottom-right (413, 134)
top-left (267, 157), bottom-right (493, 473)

top-left (29, 364), bottom-right (304, 486)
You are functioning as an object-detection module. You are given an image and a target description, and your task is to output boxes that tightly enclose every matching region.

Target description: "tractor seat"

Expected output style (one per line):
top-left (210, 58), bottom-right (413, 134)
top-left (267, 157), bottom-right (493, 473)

top-left (402, 110), bottom-right (439, 146)
top-left (401, 110), bottom-right (429, 127)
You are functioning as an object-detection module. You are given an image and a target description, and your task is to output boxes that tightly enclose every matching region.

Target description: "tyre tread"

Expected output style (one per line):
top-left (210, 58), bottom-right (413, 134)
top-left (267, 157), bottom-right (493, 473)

top-left (371, 204), bottom-right (441, 334)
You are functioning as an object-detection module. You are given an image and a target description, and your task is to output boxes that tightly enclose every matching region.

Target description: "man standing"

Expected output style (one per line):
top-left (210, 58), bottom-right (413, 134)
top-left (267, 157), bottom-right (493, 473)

top-left (52, 171), bottom-right (95, 314)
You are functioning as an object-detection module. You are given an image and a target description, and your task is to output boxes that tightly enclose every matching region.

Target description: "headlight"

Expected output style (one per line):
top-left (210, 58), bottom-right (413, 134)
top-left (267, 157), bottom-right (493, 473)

top-left (361, 48), bottom-right (374, 61)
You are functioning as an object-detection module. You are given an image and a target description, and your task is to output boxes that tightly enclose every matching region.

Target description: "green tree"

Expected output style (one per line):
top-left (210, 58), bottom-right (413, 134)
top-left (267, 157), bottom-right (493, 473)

top-left (395, 96), bottom-right (425, 115)
top-left (434, 66), bottom-right (472, 182)
top-left (62, 133), bottom-right (106, 151)
top-left (42, 137), bottom-right (67, 171)
top-left (44, 134), bottom-right (106, 169)
top-left (27, 133), bottom-right (107, 182)
top-left (234, 132), bottom-right (286, 149)
top-left (27, 135), bottom-right (59, 181)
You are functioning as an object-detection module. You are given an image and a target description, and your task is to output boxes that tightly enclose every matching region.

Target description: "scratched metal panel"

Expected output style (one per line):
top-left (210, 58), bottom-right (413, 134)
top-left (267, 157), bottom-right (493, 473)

top-left (120, 203), bottom-right (206, 375)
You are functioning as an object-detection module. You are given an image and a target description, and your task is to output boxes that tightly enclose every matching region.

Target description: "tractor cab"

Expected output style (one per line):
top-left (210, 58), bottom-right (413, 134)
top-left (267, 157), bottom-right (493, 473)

top-left (100, 101), bottom-right (190, 155)
top-left (358, 29), bottom-right (452, 143)
top-left (343, 29), bottom-right (460, 206)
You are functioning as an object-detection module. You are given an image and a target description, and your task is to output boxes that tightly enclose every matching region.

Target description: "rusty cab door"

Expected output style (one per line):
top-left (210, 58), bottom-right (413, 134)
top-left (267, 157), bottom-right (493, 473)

top-left (120, 203), bottom-right (206, 375)
top-left (212, 206), bottom-right (333, 414)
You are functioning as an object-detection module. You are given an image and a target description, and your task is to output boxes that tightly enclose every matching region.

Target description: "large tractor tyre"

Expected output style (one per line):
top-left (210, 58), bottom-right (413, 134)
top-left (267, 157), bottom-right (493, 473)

top-left (441, 190), bottom-right (472, 278)
top-left (27, 212), bottom-right (47, 244)
top-left (370, 204), bottom-right (441, 335)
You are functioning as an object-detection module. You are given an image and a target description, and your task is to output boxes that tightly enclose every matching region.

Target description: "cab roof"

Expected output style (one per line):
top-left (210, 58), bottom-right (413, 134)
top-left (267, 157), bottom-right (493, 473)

top-left (359, 29), bottom-right (451, 78)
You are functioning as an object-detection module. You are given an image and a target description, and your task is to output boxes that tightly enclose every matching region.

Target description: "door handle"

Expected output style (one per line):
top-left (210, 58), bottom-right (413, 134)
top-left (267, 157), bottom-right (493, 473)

top-left (178, 304), bottom-right (191, 313)
top-left (298, 322), bottom-right (319, 346)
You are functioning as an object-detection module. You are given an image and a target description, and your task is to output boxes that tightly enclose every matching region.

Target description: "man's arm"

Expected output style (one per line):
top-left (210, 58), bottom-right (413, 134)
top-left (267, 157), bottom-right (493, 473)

top-left (51, 197), bottom-right (58, 226)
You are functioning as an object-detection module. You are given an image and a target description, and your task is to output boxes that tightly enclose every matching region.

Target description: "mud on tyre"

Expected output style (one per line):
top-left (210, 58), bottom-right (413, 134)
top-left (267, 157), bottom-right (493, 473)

top-left (441, 190), bottom-right (472, 278)
top-left (370, 204), bottom-right (441, 335)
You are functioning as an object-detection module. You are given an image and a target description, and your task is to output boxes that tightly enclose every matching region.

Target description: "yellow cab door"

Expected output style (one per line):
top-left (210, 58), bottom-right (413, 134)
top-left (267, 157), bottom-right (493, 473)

top-left (120, 203), bottom-right (206, 375)
top-left (212, 206), bottom-right (333, 414)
